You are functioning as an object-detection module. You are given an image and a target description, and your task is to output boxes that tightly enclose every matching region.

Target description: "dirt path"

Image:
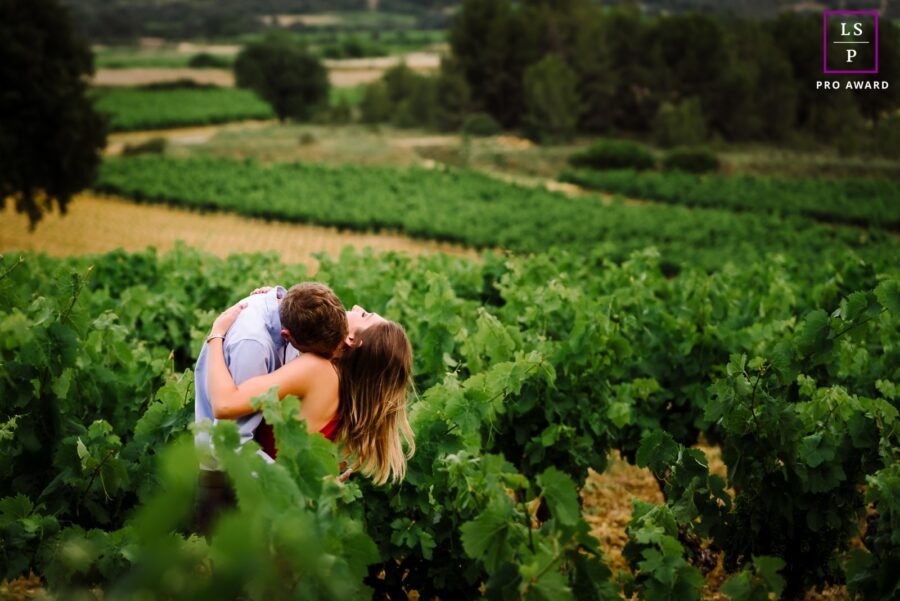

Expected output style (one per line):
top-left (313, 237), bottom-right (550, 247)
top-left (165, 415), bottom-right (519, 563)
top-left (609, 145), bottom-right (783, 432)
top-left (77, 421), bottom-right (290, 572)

top-left (0, 194), bottom-right (477, 272)
top-left (474, 165), bottom-right (653, 207)
top-left (105, 120), bottom-right (276, 155)
top-left (94, 67), bottom-right (415, 89)
top-left (94, 68), bottom-right (236, 87)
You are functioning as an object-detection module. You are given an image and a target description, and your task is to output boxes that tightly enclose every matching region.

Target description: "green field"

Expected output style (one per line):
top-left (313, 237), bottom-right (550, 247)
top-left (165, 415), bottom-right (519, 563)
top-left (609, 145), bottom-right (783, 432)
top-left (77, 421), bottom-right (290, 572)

top-left (93, 87), bottom-right (365, 131)
top-left (93, 87), bottom-right (275, 130)
top-left (561, 168), bottom-right (900, 229)
top-left (94, 156), bottom-right (900, 276)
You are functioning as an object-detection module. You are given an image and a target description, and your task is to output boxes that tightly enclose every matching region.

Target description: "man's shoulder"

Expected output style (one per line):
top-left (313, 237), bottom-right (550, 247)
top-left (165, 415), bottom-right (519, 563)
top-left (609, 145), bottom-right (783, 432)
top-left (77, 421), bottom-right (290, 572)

top-left (228, 293), bottom-right (277, 345)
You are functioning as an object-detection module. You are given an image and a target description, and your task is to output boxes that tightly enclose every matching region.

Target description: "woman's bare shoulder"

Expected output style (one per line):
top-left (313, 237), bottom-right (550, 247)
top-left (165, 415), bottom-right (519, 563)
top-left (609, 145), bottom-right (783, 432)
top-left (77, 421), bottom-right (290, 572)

top-left (284, 352), bottom-right (337, 381)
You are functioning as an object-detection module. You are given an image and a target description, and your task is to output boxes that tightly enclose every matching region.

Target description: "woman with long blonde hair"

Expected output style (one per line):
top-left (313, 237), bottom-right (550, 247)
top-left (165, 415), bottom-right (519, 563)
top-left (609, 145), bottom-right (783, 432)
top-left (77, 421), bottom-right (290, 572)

top-left (207, 303), bottom-right (415, 485)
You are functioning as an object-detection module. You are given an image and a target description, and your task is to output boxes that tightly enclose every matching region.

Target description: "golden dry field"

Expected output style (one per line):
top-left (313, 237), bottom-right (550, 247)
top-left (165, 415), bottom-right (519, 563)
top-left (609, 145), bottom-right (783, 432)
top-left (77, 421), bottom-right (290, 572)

top-left (93, 51), bottom-right (441, 88)
top-left (93, 67), bottom-right (236, 87)
top-left (0, 194), bottom-right (477, 272)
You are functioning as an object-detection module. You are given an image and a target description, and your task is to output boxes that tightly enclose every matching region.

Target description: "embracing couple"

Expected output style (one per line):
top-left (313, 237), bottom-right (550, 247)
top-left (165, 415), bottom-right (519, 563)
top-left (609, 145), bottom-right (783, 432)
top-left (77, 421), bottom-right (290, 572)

top-left (192, 283), bottom-right (415, 532)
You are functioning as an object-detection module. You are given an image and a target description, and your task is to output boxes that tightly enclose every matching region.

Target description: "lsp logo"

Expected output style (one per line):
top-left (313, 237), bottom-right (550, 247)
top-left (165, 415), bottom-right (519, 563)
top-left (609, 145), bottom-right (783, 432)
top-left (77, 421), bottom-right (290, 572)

top-left (823, 10), bottom-right (879, 74)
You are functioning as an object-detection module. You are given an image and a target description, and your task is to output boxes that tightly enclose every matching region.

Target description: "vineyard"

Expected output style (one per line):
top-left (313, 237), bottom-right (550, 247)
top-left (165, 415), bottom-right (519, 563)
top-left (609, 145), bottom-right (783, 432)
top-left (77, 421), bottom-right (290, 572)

top-left (560, 169), bottom-right (900, 230)
top-left (92, 88), bottom-right (275, 131)
top-left (2, 244), bottom-right (898, 600)
top-left (94, 156), bottom-right (900, 276)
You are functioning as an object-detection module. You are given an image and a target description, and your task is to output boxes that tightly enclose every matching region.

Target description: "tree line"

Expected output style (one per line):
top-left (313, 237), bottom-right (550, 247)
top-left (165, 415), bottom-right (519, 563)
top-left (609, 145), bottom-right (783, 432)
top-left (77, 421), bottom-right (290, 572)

top-left (439, 0), bottom-right (900, 150)
top-left (61, 0), bottom-right (453, 42)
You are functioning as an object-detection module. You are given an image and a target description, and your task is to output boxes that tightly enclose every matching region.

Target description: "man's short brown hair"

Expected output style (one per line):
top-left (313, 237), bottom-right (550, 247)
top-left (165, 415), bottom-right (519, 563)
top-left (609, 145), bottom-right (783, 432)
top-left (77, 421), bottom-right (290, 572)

top-left (279, 283), bottom-right (347, 358)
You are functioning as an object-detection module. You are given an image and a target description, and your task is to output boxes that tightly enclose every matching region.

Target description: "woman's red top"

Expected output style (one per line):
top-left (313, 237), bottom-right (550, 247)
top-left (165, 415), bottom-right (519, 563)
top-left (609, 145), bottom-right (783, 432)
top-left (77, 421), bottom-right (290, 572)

top-left (254, 415), bottom-right (339, 460)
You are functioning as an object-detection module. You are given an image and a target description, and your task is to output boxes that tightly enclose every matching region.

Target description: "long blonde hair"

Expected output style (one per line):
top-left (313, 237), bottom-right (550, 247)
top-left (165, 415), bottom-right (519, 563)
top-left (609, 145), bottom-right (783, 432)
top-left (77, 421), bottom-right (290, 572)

top-left (333, 320), bottom-right (415, 485)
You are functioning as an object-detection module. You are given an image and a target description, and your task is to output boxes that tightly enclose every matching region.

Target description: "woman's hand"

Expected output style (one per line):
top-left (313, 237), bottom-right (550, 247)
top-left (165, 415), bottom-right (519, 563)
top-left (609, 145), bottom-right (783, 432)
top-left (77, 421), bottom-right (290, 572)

top-left (209, 301), bottom-right (247, 339)
top-left (250, 286), bottom-right (273, 296)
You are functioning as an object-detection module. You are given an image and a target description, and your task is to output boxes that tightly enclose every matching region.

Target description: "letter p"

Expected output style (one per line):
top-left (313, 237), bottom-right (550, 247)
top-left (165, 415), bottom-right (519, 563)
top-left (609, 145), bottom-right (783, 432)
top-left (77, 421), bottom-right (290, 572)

top-left (846, 49), bottom-right (857, 63)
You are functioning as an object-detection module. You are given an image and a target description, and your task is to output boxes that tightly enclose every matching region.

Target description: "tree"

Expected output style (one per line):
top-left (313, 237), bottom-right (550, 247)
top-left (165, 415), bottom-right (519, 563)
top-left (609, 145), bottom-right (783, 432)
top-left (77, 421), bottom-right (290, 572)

top-left (522, 54), bottom-right (580, 143)
top-left (450, 0), bottom-right (539, 127)
top-left (854, 19), bottom-right (900, 127)
top-left (570, 6), bottom-right (617, 133)
top-left (601, 6), bottom-right (664, 133)
top-left (770, 13), bottom-right (822, 133)
top-left (234, 33), bottom-right (329, 123)
top-left (652, 13), bottom-right (730, 108)
top-left (434, 58), bottom-right (472, 132)
top-left (360, 82), bottom-right (392, 124)
top-left (0, 0), bottom-right (107, 228)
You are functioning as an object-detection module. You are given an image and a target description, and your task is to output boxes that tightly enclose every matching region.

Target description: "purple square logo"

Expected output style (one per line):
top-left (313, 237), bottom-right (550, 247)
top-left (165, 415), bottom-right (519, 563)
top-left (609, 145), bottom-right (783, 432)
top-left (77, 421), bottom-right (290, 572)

top-left (823, 11), bottom-right (879, 74)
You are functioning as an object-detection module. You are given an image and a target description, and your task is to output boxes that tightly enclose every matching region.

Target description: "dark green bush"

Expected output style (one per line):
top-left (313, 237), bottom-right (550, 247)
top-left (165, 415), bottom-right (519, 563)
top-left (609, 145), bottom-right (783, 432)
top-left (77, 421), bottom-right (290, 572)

top-left (319, 37), bottom-right (387, 59)
top-left (187, 52), bottom-right (230, 69)
top-left (121, 137), bottom-right (167, 157)
top-left (359, 82), bottom-right (392, 124)
top-left (138, 79), bottom-right (218, 91)
top-left (461, 112), bottom-right (501, 137)
top-left (568, 139), bottom-right (656, 170)
top-left (662, 146), bottom-right (720, 173)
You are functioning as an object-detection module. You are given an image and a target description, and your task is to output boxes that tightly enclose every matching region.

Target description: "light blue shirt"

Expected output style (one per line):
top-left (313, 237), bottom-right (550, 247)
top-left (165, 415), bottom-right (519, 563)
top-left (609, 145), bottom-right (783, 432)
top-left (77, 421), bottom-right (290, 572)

top-left (194, 286), bottom-right (298, 466)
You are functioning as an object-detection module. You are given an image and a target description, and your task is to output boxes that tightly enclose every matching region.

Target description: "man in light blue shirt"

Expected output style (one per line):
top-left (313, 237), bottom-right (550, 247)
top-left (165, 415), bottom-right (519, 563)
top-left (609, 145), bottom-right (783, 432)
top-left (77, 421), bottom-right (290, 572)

top-left (193, 282), bottom-right (349, 534)
top-left (194, 286), bottom-right (297, 466)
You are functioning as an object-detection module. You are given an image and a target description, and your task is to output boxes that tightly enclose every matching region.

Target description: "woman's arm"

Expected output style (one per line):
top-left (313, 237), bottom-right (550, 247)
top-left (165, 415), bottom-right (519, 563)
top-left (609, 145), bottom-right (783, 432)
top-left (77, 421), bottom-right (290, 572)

top-left (207, 302), bottom-right (338, 426)
top-left (207, 342), bottom-right (312, 419)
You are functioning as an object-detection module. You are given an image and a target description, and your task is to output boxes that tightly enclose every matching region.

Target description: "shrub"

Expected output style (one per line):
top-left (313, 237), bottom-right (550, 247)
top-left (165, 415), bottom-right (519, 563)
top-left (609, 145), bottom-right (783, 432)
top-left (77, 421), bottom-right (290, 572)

top-left (383, 63), bottom-right (420, 105)
top-left (653, 96), bottom-right (708, 148)
top-left (138, 79), bottom-right (218, 90)
top-left (187, 53), bottom-right (230, 69)
top-left (358, 64), bottom-right (443, 129)
top-left (320, 37), bottom-right (387, 59)
top-left (461, 112), bottom-right (501, 137)
top-left (121, 137), bottom-right (167, 157)
top-left (398, 77), bottom-right (439, 129)
top-left (662, 146), bottom-right (720, 174)
top-left (568, 139), bottom-right (656, 170)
